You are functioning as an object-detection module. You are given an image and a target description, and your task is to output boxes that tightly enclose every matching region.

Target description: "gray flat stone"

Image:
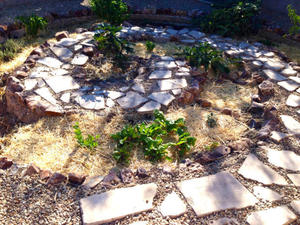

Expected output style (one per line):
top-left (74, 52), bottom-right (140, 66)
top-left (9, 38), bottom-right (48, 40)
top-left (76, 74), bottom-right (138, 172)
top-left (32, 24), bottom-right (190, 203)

top-left (172, 89), bottom-right (182, 95)
top-left (282, 68), bottom-right (297, 76)
top-left (298, 88), bottom-right (300, 94)
top-left (277, 80), bottom-right (300, 92)
top-left (264, 60), bottom-right (286, 71)
top-left (106, 98), bottom-right (115, 107)
top-left (160, 56), bottom-right (174, 61)
top-left (158, 79), bottom-right (187, 91)
top-left (290, 200), bottom-right (300, 213)
top-left (267, 148), bottom-right (300, 171)
top-left (289, 76), bottom-right (300, 84)
top-left (211, 217), bottom-right (239, 225)
top-left (270, 131), bottom-right (289, 142)
top-left (57, 38), bottom-right (79, 47)
top-left (29, 71), bottom-right (51, 79)
top-left (45, 75), bottom-right (80, 93)
top-left (238, 154), bottom-right (288, 185)
top-left (50, 68), bottom-right (69, 76)
top-left (82, 175), bottom-right (104, 189)
top-left (119, 86), bottom-right (130, 92)
top-left (137, 101), bottom-right (161, 113)
top-left (176, 171), bottom-right (258, 217)
top-left (104, 91), bottom-right (124, 100)
top-left (246, 206), bottom-right (296, 225)
top-left (71, 54), bottom-right (89, 65)
top-left (80, 183), bottom-right (157, 225)
top-left (280, 115), bottom-right (300, 135)
top-left (180, 39), bottom-right (196, 44)
top-left (252, 61), bottom-right (263, 68)
top-left (60, 92), bottom-right (70, 103)
top-left (34, 87), bottom-right (57, 105)
top-left (74, 44), bottom-right (83, 52)
top-left (117, 91), bottom-right (148, 109)
top-left (264, 52), bottom-right (275, 57)
top-left (24, 79), bottom-right (37, 91)
top-left (286, 94), bottom-right (300, 107)
top-left (287, 174), bottom-right (300, 186)
top-left (129, 222), bottom-right (148, 225)
top-left (253, 186), bottom-right (282, 201)
top-left (149, 70), bottom-right (172, 79)
top-left (158, 192), bottom-right (186, 218)
top-left (37, 57), bottom-right (63, 68)
top-left (148, 92), bottom-right (175, 106)
top-left (178, 67), bottom-right (189, 73)
top-left (132, 83), bottom-right (145, 93)
top-left (263, 69), bottom-right (286, 81)
top-left (155, 61), bottom-right (177, 69)
top-left (50, 46), bottom-right (73, 61)
top-left (188, 30), bottom-right (205, 39)
top-left (175, 61), bottom-right (186, 66)
top-left (75, 95), bottom-right (105, 110)
top-left (175, 72), bottom-right (190, 76)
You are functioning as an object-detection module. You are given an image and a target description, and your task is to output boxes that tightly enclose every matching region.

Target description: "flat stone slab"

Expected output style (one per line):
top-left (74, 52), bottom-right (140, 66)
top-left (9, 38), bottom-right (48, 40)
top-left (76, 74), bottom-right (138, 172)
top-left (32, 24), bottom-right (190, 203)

top-left (155, 61), bottom-right (177, 69)
top-left (282, 68), bottom-right (297, 76)
top-left (137, 101), bottom-right (161, 113)
top-left (287, 174), bottom-right (300, 186)
top-left (270, 131), bottom-right (288, 142)
top-left (277, 80), bottom-right (300, 92)
top-left (45, 75), bottom-right (80, 93)
top-left (129, 222), bottom-right (148, 225)
top-left (290, 200), bottom-right (300, 213)
top-left (286, 94), bottom-right (300, 107)
top-left (264, 61), bottom-right (286, 71)
top-left (263, 69), bottom-right (286, 81)
top-left (57, 38), bottom-right (79, 47)
top-left (148, 92), bottom-right (175, 106)
top-left (157, 79), bottom-right (187, 91)
top-left (176, 171), bottom-right (258, 217)
top-left (37, 57), bottom-right (63, 68)
top-left (267, 148), bottom-right (300, 171)
top-left (51, 68), bottom-right (69, 76)
top-left (158, 192), bottom-right (186, 218)
top-left (289, 76), bottom-right (300, 84)
top-left (132, 83), bottom-right (145, 93)
top-left (253, 186), bottom-right (282, 201)
top-left (280, 115), bottom-right (300, 135)
top-left (60, 92), bottom-right (70, 103)
top-left (80, 183), bottom-right (157, 225)
top-left (252, 61), bottom-right (263, 68)
top-left (75, 95), bottom-right (105, 110)
top-left (71, 54), bottom-right (89, 65)
top-left (149, 70), bottom-right (172, 79)
top-left (246, 206), bottom-right (296, 225)
top-left (211, 217), bottom-right (239, 225)
top-left (188, 30), bottom-right (205, 39)
top-left (160, 56), bottom-right (174, 61)
top-left (34, 87), bottom-right (57, 105)
top-left (103, 91), bottom-right (124, 100)
top-left (24, 79), bottom-right (37, 91)
top-left (238, 154), bottom-right (288, 185)
top-left (50, 46), bottom-right (73, 61)
top-left (117, 91), bottom-right (148, 109)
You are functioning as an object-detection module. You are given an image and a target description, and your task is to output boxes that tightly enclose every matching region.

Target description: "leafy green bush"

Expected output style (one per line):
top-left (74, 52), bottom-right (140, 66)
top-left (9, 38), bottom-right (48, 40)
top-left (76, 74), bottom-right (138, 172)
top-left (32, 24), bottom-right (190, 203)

top-left (0, 39), bottom-right (24, 62)
top-left (16, 14), bottom-right (47, 37)
top-left (196, 1), bottom-right (261, 37)
top-left (111, 110), bottom-right (196, 163)
top-left (177, 43), bottom-right (230, 75)
top-left (73, 123), bottom-right (100, 151)
top-left (287, 4), bottom-right (300, 36)
top-left (90, 0), bottom-right (129, 25)
top-left (206, 113), bottom-right (218, 128)
top-left (145, 41), bottom-right (155, 52)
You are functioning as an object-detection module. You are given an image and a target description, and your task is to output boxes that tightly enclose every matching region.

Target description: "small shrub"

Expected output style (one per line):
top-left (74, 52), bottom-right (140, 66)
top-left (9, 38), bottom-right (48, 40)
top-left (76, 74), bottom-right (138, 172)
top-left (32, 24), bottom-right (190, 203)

top-left (206, 113), bottom-right (218, 128)
top-left (177, 43), bottom-right (230, 76)
top-left (111, 110), bottom-right (196, 163)
top-left (73, 123), bottom-right (100, 150)
top-left (145, 41), bottom-right (155, 52)
top-left (90, 0), bottom-right (129, 25)
top-left (16, 14), bottom-right (48, 37)
top-left (0, 39), bottom-right (24, 62)
top-left (287, 4), bottom-right (300, 36)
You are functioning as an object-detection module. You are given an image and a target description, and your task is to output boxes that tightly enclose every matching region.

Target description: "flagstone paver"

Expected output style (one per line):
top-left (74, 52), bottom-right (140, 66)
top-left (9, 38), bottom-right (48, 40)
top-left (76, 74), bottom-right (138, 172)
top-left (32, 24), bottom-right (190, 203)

top-left (158, 192), bottom-right (186, 218)
top-left (157, 79), bottom-right (187, 91)
top-left (71, 54), bottom-right (89, 65)
top-left (80, 183), bottom-right (157, 225)
top-left (246, 206), bottom-right (297, 225)
top-left (252, 186), bottom-right (282, 201)
top-left (286, 94), bottom-right (300, 107)
top-left (238, 154), bottom-right (288, 185)
top-left (267, 148), bottom-right (300, 171)
top-left (290, 200), bottom-right (300, 214)
top-left (37, 57), bottom-right (63, 68)
top-left (75, 95), bottom-right (105, 110)
top-left (24, 79), bottom-right (38, 91)
top-left (50, 46), bottom-right (73, 61)
top-left (129, 222), bottom-right (148, 225)
top-left (277, 80), bottom-right (300, 92)
top-left (44, 75), bottom-right (80, 93)
top-left (282, 68), bottom-right (298, 76)
top-left (287, 174), bottom-right (300, 186)
top-left (176, 171), bottom-right (258, 217)
top-left (289, 76), bottom-right (300, 84)
top-left (34, 87), bottom-right (57, 105)
top-left (149, 70), bottom-right (172, 79)
top-left (155, 61), bottom-right (177, 69)
top-left (270, 131), bottom-right (289, 142)
top-left (280, 115), bottom-right (300, 135)
top-left (264, 61), bottom-right (286, 71)
top-left (263, 69), bottom-right (286, 81)
top-left (211, 217), bottom-right (239, 225)
top-left (132, 83), bottom-right (145, 93)
top-left (137, 101), bottom-right (161, 113)
top-left (148, 92), bottom-right (175, 106)
top-left (117, 91), bottom-right (148, 109)
top-left (57, 38), bottom-right (79, 47)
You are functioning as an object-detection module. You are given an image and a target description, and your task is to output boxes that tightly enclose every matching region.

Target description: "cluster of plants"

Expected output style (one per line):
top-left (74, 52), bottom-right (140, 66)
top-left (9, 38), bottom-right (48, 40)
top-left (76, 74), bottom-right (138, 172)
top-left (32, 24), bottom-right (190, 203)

top-left (16, 14), bottom-right (48, 37)
top-left (177, 42), bottom-right (231, 76)
top-left (0, 39), bottom-right (24, 62)
top-left (195, 1), bottom-right (261, 37)
top-left (111, 110), bottom-right (196, 163)
top-left (73, 123), bottom-right (100, 151)
top-left (287, 4), bottom-right (300, 36)
top-left (206, 113), bottom-right (218, 128)
top-left (145, 41), bottom-right (155, 52)
top-left (90, 0), bottom-right (129, 25)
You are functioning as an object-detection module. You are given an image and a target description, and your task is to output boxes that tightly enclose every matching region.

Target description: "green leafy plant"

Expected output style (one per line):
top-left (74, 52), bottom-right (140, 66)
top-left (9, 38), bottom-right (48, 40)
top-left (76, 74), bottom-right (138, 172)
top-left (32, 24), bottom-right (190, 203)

top-left (0, 39), bottom-right (24, 62)
top-left (195, 1), bottom-right (261, 37)
top-left (16, 14), bottom-right (48, 37)
top-left (287, 4), bottom-right (300, 36)
top-left (111, 110), bottom-right (196, 163)
top-left (206, 113), bottom-right (218, 128)
top-left (145, 41), bottom-right (155, 52)
top-left (73, 123), bottom-right (100, 150)
top-left (90, 0), bottom-right (129, 25)
top-left (177, 43), bottom-right (231, 76)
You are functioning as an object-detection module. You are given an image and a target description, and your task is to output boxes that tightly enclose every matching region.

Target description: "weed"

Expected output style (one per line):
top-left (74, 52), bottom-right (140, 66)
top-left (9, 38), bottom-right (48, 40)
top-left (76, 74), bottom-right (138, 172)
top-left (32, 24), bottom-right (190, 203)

top-left (287, 4), bottom-right (300, 36)
top-left (0, 39), bottom-right (24, 62)
top-left (73, 123), bottom-right (99, 150)
top-left (111, 110), bottom-right (196, 163)
top-left (206, 113), bottom-right (218, 128)
top-left (145, 41), bottom-right (155, 52)
top-left (16, 14), bottom-right (48, 37)
top-left (90, 0), bottom-right (129, 25)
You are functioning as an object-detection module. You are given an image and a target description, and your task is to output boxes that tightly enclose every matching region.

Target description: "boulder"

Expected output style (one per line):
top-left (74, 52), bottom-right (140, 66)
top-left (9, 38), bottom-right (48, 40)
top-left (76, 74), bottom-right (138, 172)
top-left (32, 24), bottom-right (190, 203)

top-left (55, 31), bottom-right (69, 41)
top-left (258, 80), bottom-right (274, 97)
top-left (68, 173), bottom-right (86, 185)
top-left (0, 157), bottom-right (13, 170)
top-left (47, 172), bottom-right (67, 185)
top-left (23, 164), bottom-right (40, 176)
